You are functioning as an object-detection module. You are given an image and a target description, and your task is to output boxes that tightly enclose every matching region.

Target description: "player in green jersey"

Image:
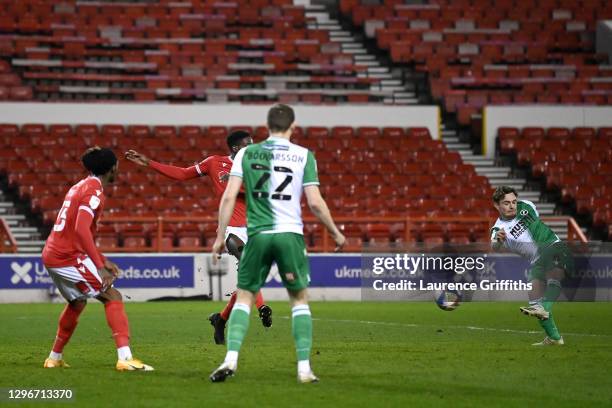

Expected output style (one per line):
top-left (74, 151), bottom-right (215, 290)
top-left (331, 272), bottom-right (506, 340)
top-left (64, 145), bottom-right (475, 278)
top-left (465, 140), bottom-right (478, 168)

top-left (491, 186), bottom-right (574, 345)
top-left (209, 104), bottom-right (346, 383)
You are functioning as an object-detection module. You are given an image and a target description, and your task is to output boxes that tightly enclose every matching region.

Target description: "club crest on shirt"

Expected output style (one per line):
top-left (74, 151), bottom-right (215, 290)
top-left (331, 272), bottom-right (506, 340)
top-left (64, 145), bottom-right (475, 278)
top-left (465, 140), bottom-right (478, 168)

top-left (89, 196), bottom-right (101, 209)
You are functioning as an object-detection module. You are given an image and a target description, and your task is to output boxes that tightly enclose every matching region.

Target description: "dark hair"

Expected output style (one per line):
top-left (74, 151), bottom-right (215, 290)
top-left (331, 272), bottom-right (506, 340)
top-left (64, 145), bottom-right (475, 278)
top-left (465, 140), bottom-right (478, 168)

top-left (81, 147), bottom-right (117, 176)
top-left (226, 130), bottom-right (251, 149)
top-left (267, 104), bottom-right (295, 134)
top-left (492, 186), bottom-right (518, 203)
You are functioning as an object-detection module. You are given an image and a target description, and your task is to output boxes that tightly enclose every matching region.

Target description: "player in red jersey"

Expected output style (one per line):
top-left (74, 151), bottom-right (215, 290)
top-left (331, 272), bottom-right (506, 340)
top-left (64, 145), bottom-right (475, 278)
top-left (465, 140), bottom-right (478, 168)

top-left (42, 147), bottom-right (153, 371)
top-left (125, 130), bottom-right (272, 345)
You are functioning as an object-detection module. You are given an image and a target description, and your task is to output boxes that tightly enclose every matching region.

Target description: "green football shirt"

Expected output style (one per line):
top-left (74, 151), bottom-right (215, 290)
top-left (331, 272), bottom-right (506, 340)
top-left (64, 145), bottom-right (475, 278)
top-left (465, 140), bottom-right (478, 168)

top-left (490, 200), bottom-right (559, 263)
top-left (230, 136), bottom-right (319, 237)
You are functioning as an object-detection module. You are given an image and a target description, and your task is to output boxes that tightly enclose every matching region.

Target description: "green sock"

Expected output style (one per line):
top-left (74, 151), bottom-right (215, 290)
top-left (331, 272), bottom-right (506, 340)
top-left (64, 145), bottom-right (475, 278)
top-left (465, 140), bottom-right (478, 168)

top-left (226, 303), bottom-right (251, 353)
top-left (539, 311), bottom-right (561, 340)
top-left (540, 279), bottom-right (561, 340)
top-left (292, 305), bottom-right (313, 362)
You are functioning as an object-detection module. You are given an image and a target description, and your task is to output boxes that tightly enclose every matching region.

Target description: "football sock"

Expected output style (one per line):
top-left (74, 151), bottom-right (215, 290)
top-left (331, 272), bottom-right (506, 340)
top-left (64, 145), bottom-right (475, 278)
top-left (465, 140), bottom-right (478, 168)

top-left (539, 312), bottom-right (561, 341)
top-left (539, 279), bottom-right (562, 340)
top-left (220, 291), bottom-right (237, 321)
top-left (49, 351), bottom-right (63, 360)
top-left (298, 360), bottom-right (311, 374)
top-left (104, 301), bottom-right (131, 350)
top-left (255, 291), bottom-right (265, 309)
top-left (225, 303), bottom-right (251, 360)
top-left (51, 302), bottom-right (86, 354)
top-left (529, 298), bottom-right (543, 306)
top-left (292, 305), bottom-right (313, 370)
top-left (117, 346), bottom-right (133, 361)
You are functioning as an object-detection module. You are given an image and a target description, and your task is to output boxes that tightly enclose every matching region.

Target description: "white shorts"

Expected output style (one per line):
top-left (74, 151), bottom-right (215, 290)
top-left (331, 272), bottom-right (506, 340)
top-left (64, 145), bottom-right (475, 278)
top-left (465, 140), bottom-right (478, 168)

top-left (46, 257), bottom-right (104, 302)
top-left (225, 226), bottom-right (248, 245)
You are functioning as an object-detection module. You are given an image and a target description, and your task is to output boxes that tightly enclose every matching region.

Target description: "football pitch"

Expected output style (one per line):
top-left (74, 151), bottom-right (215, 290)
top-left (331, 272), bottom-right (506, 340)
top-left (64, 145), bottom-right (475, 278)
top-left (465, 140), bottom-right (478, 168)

top-left (1, 301), bottom-right (611, 407)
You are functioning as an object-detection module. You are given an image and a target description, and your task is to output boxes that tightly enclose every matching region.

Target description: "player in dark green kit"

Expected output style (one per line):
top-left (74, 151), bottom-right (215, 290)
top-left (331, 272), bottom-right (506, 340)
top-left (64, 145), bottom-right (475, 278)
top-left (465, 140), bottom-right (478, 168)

top-left (491, 186), bottom-right (574, 345)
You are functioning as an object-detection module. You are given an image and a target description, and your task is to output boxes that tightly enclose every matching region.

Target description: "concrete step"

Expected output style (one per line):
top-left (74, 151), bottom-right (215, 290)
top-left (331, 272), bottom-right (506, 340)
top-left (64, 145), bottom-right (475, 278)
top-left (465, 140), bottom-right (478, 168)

top-left (374, 85), bottom-right (407, 92)
top-left (366, 66), bottom-right (389, 74)
top-left (11, 233), bottom-right (40, 241)
top-left (463, 158), bottom-right (496, 166)
top-left (361, 72), bottom-right (393, 79)
top-left (305, 12), bottom-right (333, 20)
top-left (442, 136), bottom-right (460, 143)
top-left (17, 247), bottom-right (43, 253)
top-left (445, 143), bottom-right (472, 150)
top-left (0, 202), bottom-right (14, 208)
top-left (342, 48), bottom-right (368, 55)
top-left (391, 98), bottom-right (419, 104)
top-left (11, 227), bottom-right (39, 233)
top-left (354, 55), bottom-right (377, 61)
top-left (392, 91), bottom-right (416, 98)
top-left (2, 214), bottom-right (25, 221)
top-left (475, 167), bottom-right (511, 176)
top-left (488, 178), bottom-right (526, 189)
top-left (330, 36), bottom-right (354, 42)
top-left (535, 203), bottom-right (556, 213)
top-left (381, 79), bottom-right (403, 86)
top-left (341, 42), bottom-right (365, 49)
top-left (519, 191), bottom-right (541, 200)
top-left (355, 61), bottom-right (382, 67)
top-left (328, 31), bottom-right (353, 37)
top-left (16, 240), bottom-right (45, 247)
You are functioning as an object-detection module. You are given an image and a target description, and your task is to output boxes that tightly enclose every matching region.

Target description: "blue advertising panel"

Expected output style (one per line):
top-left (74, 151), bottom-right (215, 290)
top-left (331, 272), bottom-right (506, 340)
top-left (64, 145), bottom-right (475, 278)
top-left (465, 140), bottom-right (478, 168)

top-left (0, 255), bottom-right (194, 289)
top-left (264, 254), bottom-right (363, 288)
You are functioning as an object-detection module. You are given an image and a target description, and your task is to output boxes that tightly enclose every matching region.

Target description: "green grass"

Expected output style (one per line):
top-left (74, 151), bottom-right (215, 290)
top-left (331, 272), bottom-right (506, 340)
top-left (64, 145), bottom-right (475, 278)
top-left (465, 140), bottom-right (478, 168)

top-left (1, 301), bottom-right (611, 407)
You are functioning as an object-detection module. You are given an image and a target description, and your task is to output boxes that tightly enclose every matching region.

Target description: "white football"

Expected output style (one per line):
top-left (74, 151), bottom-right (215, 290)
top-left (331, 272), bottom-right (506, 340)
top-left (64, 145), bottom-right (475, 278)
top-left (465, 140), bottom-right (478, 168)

top-left (434, 289), bottom-right (462, 311)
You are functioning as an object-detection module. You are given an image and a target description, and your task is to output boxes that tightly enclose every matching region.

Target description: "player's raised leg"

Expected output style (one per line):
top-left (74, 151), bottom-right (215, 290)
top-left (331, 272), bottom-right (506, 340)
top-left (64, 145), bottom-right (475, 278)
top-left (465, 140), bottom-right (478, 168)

top-left (97, 287), bottom-right (154, 371)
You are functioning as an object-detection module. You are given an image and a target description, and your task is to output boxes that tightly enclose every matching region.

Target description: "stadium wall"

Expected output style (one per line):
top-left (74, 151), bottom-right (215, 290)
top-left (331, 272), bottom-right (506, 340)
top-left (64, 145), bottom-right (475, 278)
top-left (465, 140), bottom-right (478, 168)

top-left (0, 103), bottom-right (441, 139)
top-left (0, 253), bottom-right (365, 303)
top-left (482, 105), bottom-right (612, 158)
top-left (2, 253), bottom-right (611, 303)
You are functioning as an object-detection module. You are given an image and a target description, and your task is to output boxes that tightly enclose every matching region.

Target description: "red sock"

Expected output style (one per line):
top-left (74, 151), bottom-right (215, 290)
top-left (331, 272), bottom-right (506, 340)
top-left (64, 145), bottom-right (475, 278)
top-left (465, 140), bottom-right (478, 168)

top-left (220, 291), bottom-right (237, 321)
top-left (255, 291), bottom-right (265, 309)
top-left (52, 302), bottom-right (86, 353)
top-left (104, 301), bottom-right (130, 348)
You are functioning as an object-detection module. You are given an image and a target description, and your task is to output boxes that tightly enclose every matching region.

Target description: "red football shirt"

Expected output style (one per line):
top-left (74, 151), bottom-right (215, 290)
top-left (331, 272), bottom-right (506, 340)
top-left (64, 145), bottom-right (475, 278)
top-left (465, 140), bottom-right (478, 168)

top-left (149, 155), bottom-right (247, 227)
top-left (42, 176), bottom-right (106, 268)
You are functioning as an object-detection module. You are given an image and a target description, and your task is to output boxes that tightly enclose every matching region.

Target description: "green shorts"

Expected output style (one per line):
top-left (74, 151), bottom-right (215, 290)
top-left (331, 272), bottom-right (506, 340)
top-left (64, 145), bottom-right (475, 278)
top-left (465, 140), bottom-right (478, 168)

top-left (237, 232), bottom-right (310, 293)
top-left (528, 241), bottom-right (574, 282)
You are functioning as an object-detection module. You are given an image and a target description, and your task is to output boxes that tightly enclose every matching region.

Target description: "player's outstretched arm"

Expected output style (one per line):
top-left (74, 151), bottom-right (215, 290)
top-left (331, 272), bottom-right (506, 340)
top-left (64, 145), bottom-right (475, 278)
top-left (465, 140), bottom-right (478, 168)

top-left (304, 185), bottom-right (345, 251)
top-left (125, 150), bottom-right (199, 181)
top-left (125, 150), bottom-right (150, 166)
top-left (211, 175), bottom-right (242, 261)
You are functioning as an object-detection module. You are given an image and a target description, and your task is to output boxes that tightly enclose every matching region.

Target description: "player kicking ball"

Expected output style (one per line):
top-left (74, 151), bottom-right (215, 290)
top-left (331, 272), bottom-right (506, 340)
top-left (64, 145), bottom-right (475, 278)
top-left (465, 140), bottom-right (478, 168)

top-left (125, 130), bottom-right (272, 345)
top-left (491, 186), bottom-right (574, 346)
top-left (209, 104), bottom-right (345, 383)
top-left (42, 147), bottom-right (153, 371)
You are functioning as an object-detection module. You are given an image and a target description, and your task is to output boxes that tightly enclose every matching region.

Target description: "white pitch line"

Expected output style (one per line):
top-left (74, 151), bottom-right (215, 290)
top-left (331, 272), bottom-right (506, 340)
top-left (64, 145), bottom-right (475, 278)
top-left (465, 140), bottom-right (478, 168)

top-left (278, 316), bottom-right (612, 338)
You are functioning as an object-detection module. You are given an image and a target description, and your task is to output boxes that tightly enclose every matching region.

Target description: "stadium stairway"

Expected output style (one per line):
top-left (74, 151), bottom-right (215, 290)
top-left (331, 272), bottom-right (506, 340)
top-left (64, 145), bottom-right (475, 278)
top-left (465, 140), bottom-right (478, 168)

top-left (439, 123), bottom-right (586, 240)
top-left (305, 3), bottom-right (417, 104)
top-left (0, 188), bottom-right (44, 253)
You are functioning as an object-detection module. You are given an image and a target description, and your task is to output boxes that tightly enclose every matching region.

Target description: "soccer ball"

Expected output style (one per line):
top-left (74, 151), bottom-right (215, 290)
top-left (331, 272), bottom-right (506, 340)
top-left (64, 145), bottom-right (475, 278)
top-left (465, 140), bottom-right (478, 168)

top-left (434, 289), bottom-right (462, 311)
